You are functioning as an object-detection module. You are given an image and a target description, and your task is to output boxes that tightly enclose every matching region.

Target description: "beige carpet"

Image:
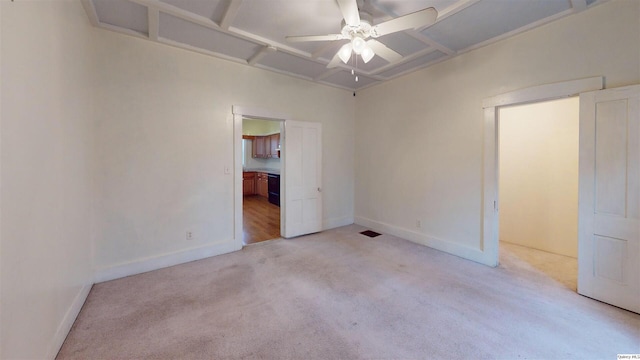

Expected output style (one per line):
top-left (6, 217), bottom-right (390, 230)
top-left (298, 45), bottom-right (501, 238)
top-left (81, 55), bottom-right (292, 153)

top-left (57, 225), bottom-right (640, 359)
top-left (500, 241), bottom-right (578, 291)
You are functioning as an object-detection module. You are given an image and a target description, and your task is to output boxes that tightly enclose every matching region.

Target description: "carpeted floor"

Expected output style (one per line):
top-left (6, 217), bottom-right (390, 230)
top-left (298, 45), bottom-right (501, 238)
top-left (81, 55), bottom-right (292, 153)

top-left (500, 241), bottom-right (578, 291)
top-left (57, 225), bottom-right (640, 359)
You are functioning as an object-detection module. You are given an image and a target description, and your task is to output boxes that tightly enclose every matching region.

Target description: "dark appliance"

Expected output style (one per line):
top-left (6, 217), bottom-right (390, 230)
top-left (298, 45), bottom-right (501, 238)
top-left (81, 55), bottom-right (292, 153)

top-left (268, 173), bottom-right (280, 207)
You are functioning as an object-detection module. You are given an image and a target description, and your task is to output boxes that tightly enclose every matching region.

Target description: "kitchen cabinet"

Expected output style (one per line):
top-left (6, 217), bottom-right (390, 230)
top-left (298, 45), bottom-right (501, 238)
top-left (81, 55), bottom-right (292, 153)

top-left (251, 133), bottom-right (280, 159)
top-left (252, 137), bottom-right (267, 158)
top-left (243, 172), bottom-right (256, 195)
top-left (268, 133), bottom-right (280, 158)
top-left (256, 172), bottom-right (269, 197)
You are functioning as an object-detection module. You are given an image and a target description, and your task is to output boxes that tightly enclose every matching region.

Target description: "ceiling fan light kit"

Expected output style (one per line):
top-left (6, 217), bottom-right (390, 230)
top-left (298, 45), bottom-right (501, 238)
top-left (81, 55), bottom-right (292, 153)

top-left (286, 0), bottom-right (438, 68)
top-left (338, 43), bottom-right (352, 63)
top-left (361, 46), bottom-right (374, 63)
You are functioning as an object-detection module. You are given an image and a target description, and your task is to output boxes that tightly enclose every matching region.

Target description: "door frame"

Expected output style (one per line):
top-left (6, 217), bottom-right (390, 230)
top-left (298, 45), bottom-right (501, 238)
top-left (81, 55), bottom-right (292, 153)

top-left (480, 76), bottom-right (603, 267)
top-left (232, 105), bottom-right (288, 248)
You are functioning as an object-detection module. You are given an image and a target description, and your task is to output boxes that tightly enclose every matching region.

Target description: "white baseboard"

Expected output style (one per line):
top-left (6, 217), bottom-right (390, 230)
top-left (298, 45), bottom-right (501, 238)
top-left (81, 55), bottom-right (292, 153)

top-left (354, 216), bottom-right (493, 266)
top-left (46, 283), bottom-right (92, 359)
top-left (94, 239), bottom-right (242, 283)
top-left (323, 215), bottom-right (354, 231)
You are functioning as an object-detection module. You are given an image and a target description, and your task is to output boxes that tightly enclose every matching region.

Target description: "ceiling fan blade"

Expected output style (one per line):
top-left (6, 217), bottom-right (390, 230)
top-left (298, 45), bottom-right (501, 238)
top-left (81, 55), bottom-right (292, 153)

top-left (371, 7), bottom-right (437, 37)
top-left (367, 39), bottom-right (402, 63)
top-left (286, 34), bottom-right (346, 42)
top-left (336, 0), bottom-right (360, 27)
top-left (327, 52), bottom-right (343, 68)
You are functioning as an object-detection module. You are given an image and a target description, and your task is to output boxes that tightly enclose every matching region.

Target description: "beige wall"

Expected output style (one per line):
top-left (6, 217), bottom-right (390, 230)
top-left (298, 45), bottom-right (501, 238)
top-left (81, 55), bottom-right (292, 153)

top-left (92, 15), bottom-right (355, 274)
top-left (1, 0), bottom-right (355, 357)
top-left (499, 98), bottom-right (579, 258)
top-left (354, 0), bottom-right (639, 261)
top-left (1, 1), bottom-right (95, 358)
top-left (2, 0), bottom-right (639, 357)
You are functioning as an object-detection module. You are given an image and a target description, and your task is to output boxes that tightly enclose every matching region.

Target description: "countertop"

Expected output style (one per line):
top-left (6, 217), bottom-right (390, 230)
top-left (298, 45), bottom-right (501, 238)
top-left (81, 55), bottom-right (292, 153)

top-left (243, 168), bottom-right (280, 175)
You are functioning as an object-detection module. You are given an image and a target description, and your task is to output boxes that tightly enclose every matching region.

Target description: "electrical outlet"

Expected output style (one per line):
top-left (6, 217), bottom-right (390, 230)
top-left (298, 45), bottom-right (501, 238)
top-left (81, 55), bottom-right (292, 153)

top-left (416, 220), bottom-right (422, 229)
top-left (186, 231), bottom-right (193, 240)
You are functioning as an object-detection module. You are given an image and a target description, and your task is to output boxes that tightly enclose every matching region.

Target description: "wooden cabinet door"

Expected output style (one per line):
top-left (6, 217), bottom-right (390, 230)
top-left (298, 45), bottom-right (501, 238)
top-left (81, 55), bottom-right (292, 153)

top-left (257, 173), bottom-right (269, 197)
top-left (253, 137), bottom-right (266, 158)
top-left (243, 173), bottom-right (256, 195)
top-left (269, 134), bottom-right (280, 158)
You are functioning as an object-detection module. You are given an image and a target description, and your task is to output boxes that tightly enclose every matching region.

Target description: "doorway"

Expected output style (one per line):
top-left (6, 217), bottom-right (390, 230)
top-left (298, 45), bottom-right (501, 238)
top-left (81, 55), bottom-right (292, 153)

top-left (480, 76), bottom-right (603, 269)
top-left (232, 106), bottom-right (324, 249)
top-left (498, 97), bottom-right (579, 290)
top-left (242, 118), bottom-right (283, 245)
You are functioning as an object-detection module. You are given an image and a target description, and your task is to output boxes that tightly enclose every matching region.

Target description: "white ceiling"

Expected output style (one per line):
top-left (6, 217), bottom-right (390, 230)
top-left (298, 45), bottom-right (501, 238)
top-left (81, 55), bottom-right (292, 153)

top-left (82, 0), bottom-right (603, 91)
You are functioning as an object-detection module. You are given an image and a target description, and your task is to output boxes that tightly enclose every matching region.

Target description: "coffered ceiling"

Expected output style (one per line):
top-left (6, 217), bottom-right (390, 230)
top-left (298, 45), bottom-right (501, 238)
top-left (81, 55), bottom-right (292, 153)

top-left (82, 0), bottom-right (603, 91)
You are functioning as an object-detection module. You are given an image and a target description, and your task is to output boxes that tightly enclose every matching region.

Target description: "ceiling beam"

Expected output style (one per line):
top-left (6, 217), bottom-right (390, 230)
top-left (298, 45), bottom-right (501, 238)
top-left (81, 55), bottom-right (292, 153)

top-left (248, 45), bottom-right (277, 65)
top-left (159, 37), bottom-right (249, 66)
top-left (131, 0), bottom-right (310, 60)
top-left (148, 6), bottom-right (160, 41)
top-left (405, 31), bottom-right (455, 55)
top-left (570, 0), bottom-right (588, 12)
top-left (228, 27), bottom-right (310, 58)
top-left (370, 47), bottom-right (439, 76)
top-left (80, 0), bottom-right (99, 26)
top-left (436, 0), bottom-right (482, 22)
top-left (220, 0), bottom-right (243, 30)
top-left (311, 41), bottom-right (346, 60)
top-left (131, 0), bottom-right (221, 30)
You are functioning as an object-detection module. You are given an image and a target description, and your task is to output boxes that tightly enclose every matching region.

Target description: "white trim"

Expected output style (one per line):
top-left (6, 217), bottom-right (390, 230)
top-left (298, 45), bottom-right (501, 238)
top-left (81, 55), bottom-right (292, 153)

top-left (233, 112), bottom-right (244, 249)
top-left (46, 284), bottom-right (92, 359)
top-left (131, 0), bottom-right (222, 31)
top-left (232, 105), bottom-right (290, 121)
top-left (482, 77), bottom-right (603, 108)
top-left (158, 37), bottom-right (250, 66)
top-left (233, 106), bottom-right (290, 248)
top-left (481, 77), bottom-right (604, 267)
top-left (481, 106), bottom-right (499, 267)
top-left (94, 240), bottom-right (241, 283)
top-left (571, 0), bottom-right (588, 12)
top-left (323, 216), bottom-right (354, 231)
top-left (80, 0), bottom-right (99, 26)
top-left (148, 6), bottom-right (160, 41)
top-left (355, 216), bottom-right (491, 266)
top-left (248, 45), bottom-right (277, 66)
top-left (220, 0), bottom-right (243, 30)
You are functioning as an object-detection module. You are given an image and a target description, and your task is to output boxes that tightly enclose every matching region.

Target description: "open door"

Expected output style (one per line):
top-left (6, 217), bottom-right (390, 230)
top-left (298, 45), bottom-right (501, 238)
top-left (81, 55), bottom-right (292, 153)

top-left (578, 85), bottom-right (639, 313)
top-left (282, 120), bottom-right (322, 238)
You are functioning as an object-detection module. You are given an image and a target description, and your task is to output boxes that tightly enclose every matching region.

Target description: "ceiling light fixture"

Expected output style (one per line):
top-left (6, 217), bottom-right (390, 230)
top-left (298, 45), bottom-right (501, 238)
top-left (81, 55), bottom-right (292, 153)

top-left (361, 46), bottom-right (374, 63)
top-left (351, 36), bottom-right (366, 54)
top-left (286, 3), bottom-right (438, 70)
top-left (338, 43), bottom-right (352, 63)
top-left (339, 38), bottom-right (374, 64)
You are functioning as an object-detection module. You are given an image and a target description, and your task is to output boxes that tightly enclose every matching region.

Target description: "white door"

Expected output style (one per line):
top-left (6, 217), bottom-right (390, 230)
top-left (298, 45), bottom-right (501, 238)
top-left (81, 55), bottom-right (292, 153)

top-left (282, 120), bottom-right (322, 238)
top-left (578, 85), bottom-right (639, 313)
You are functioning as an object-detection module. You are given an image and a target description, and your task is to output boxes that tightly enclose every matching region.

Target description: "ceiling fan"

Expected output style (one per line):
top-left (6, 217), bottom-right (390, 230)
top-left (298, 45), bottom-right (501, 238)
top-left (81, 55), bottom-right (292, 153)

top-left (285, 0), bottom-right (438, 68)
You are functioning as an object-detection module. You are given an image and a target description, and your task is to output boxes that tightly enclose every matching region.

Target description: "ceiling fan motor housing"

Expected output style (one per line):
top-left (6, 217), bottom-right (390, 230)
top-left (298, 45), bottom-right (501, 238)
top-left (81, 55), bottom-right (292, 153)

top-left (341, 11), bottom-right (374, 40)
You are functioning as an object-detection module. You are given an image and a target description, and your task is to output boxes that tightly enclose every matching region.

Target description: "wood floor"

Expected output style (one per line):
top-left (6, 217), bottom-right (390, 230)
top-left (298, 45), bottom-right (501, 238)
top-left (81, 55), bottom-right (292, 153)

top-left (243, 195), bottom-right (280, 245)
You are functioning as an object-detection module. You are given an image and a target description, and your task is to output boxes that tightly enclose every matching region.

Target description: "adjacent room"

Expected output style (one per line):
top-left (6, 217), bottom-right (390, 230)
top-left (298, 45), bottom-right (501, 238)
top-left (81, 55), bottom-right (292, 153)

top-left (499, 97), bottom-right (580, 290)
top-left (242, 118), bottom-right (282, 245)
top-left (1, 0), bottom-right (638, 359)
